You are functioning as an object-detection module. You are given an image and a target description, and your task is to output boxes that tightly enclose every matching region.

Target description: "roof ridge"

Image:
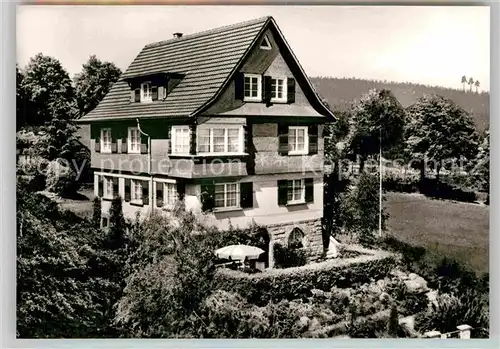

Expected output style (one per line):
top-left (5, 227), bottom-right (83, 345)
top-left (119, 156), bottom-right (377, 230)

top-left (144, 16), bottom-right (271, 49)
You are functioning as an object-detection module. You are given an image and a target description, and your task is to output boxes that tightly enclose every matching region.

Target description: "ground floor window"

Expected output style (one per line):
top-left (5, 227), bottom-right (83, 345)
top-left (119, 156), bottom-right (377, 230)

top-left (104, 176), bottom-right (114, 199)
top-left (214, 183), bottom-right (240, 209)
top-left (131, 179), bottom-right (143, 204)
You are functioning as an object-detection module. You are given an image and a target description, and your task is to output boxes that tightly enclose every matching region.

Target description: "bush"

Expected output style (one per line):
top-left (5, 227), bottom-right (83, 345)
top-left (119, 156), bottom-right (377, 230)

top-left (214, 253), bottom-right (397, 306)
top-left (273, 242), bottom-right (307, 268)
top-left (45, 158), bottom-right (80, 197)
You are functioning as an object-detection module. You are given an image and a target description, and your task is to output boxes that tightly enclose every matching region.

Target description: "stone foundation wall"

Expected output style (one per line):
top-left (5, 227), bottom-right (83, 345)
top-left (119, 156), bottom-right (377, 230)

top-left (266, 218), bottom-right (323, 266)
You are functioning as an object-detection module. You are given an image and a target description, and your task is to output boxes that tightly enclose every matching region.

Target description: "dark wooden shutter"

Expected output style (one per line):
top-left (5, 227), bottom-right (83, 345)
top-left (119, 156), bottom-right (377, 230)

top-left (287, 78), bottom-right (296, 104)
top-left (278, 124), bottom-right (289, 155)
top-left (97, 175), bottom-right (103, 197)
top-left (156, 182), bottom-right (164, 207)
top-left (278, 180), bottom-right (288, 206)
top-left (308, 125), bottom-right (318, 155)
top-left (235, 72), bottom-right (244, 100)
top-left (95, 138), bottom-right (101, 152)
top-left (121, 138), bottom-right (127, 153)
top-left (111, 141), bottom-right (118, 153)
top-left (243, 123), bottom-right (251, 154)
top-left (177, 180), bottom-right (186, 200)
top-left (263, 76), bottom-right (272, 104)
top-left (152, 86), bottom-right (158, 101)
top-left (305, 178), bottom-right (314, 203)
top-left (140, 134), bottom-right (148, 154)
top-left (189, 124), bottom-right (196, 155)
top-left (200, 182), bottom-right (215, 212)
top-left (134, 88), bottom-right (141, 102)
top-left (112, 177), bottom-right (119, 198)
top-left (240, 182), bottom-right (253, 208)
top-left (124, 179), bottom-right (131, 202)
top-left (142, 180), bottom-right (150, 205)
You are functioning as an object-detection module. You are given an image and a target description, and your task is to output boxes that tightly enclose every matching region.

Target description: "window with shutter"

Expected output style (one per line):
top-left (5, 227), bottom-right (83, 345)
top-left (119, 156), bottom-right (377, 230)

top-left (140, 82), bottom-right (152, 102)
top-left (288, 126), bottom-right (309, 155)
top-left (128, 127), bottom-right (141, 154)
top-left (100, 128), bottom-right (112, 153)
top-left (130, 179), bottom-right (143, 205)
top-left (270, 77), bottom-right (287, 103)
top-left (243, 74), bottom-right (262, 102)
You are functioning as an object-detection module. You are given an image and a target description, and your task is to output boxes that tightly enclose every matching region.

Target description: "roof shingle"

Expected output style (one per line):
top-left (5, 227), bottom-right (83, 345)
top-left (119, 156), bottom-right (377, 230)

top-left (81, 16), bottom-right (270, 121)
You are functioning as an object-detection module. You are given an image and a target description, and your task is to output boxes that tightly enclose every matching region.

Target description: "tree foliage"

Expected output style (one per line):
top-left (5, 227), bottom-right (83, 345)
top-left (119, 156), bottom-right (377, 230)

top-left (471, 129), bottom-right (489, 193)
top-left (405, 94), bottom-right (479, 180)
top-left (20, 53), bottom-right (75, 126)
top-left (74, 55), bottom-right (122, 117)
top-left (345, 89), bottom-right (406, 170)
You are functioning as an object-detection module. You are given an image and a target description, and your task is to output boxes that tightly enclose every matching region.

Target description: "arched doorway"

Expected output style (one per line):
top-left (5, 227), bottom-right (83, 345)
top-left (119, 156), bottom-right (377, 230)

top-left (252, 227), bottom-right (271, 268)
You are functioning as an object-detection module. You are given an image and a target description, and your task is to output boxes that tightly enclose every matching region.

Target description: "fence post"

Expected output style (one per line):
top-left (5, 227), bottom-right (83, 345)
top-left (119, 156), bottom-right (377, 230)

top-left (457, 324), bottom-right (472, 339)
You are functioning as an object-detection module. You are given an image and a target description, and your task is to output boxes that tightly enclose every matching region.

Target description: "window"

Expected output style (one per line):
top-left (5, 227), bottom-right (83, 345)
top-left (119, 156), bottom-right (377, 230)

top-left (164, 182), bottom-right (177, 206)
top-left (197, 126), bottom-right (243, 154)
top-left (214, 183), bottom-right (240, 209)
top-left (128, 127), bottom-right (141, 154)
top-left (288, 126), bottom-right (308, 155)
top-left (244, 74), bottom-right (262, 102)
top-left (171, 126), bottom-right (190, 155)
top-left (141, 82), bottom-right (152, 102)
top-left (101, 128), bottom-right (112, 153)
top-left (271, 78), bottom-right (287, 102)
top-left (131, 179), bottom-right (143, 203)
top-left (104, 176), bottom-right (114, 199)
top-left (260, 35), bottom-right (272, 50)
top-left (287, 179), bottom-right (305, 204)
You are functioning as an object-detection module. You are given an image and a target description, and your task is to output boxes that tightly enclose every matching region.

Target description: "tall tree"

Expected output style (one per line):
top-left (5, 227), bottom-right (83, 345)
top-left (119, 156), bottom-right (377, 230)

top-left (474, 80), bottom-right (480, 93)
top-left (21, 53), bottom-right (75, 126)
top-left (461, 75), bottom-right (467, 91)
top-left (74, 55), bottom-right (122, 117)
top-left (471, 129), bottom-right (489, 193)
top-left (345, 89), bottom-right (406, 172)
top-left (468, 77), bottom-right (474, 92)
top-left (405, 94), bottom-right (479, 182)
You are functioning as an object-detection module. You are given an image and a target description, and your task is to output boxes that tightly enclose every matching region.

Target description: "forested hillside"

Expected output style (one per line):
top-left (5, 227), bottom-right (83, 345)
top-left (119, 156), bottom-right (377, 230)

top-left (311, 77), bottom-right (490, 131)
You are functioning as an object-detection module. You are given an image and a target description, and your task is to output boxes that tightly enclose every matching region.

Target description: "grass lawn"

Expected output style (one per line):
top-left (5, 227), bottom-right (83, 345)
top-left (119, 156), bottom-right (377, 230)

top-left (384, 192), bottom-right (489, 274)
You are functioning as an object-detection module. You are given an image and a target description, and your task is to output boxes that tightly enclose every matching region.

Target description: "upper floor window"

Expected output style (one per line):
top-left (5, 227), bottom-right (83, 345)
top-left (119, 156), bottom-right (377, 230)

top-left (141, 82), bottom-right (152, 102)
top-left (271, 78), bottom-right (287, 103)
top-left (288, 126), bottom-right (308, 155)
top-left (197, 126), bottom-right (244, 154)
top-left (244, 74), bottom-right (262, 102)
top-left (171, 126), bottom-right (190, 155)
top-left (214, 183), bottom-right (240, 209)
top-left (101, 128), bottom-right (112, 153)
top-left (128, 127), bottom-right (141, 154)
top-left (260, 35), bottom-right (272, 50)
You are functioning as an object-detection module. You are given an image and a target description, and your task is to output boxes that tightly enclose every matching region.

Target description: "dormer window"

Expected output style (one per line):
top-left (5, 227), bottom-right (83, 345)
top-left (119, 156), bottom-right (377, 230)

top-left (271, 77), bottom-right (287, 103)
top-left (243, 74), bottom-right (262, 102)
top-left (141, 82), bottom-right (152, 102)
top-left (260, 35), bottom-right (272, 50)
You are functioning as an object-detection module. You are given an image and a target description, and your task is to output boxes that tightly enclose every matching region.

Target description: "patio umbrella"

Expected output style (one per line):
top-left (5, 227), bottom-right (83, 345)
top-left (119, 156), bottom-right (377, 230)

top-left (214, 244), bottom-right (265, 260)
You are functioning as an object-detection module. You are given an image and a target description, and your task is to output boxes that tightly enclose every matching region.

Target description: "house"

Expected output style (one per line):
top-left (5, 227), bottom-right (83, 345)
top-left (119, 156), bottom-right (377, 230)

top-left (77, 16), bottom-right (335, 265)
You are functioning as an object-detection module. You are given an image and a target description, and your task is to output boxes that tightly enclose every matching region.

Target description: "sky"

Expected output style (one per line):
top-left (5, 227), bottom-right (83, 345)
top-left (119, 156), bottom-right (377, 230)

top-left (16, 5), bottom-right (490, 91)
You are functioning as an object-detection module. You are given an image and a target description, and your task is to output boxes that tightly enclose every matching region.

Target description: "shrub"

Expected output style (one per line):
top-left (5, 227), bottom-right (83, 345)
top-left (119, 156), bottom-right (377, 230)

top-left (45, 158), bottom-right (80, 197)
top-left (273, 242), bottom-right (307, 268)
top-left (214, 252), bottom-right (397, 306)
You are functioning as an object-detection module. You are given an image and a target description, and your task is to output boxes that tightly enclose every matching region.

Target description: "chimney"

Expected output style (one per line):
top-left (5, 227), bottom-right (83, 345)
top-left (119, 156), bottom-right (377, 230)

top-left (173, 32), bottom-right (183, 39)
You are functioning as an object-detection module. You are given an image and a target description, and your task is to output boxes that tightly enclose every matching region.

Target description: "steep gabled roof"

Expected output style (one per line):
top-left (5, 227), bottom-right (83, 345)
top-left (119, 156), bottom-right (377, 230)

top-left (79, 16), bottom-right (334, 122)
top-left (80, 16), bottom-right (269, 121)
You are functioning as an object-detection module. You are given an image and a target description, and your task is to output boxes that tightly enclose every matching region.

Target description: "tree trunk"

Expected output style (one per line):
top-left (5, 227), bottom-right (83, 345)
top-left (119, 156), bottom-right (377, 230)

top-left (436, 163), bottom-right (441, 182)
top-left (419, 159), bottom-right (426, 184)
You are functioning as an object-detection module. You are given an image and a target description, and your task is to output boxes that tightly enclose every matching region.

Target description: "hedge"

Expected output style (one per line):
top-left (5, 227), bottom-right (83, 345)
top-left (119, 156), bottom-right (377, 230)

top-left (214, 251), bottom-right (397, 306)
